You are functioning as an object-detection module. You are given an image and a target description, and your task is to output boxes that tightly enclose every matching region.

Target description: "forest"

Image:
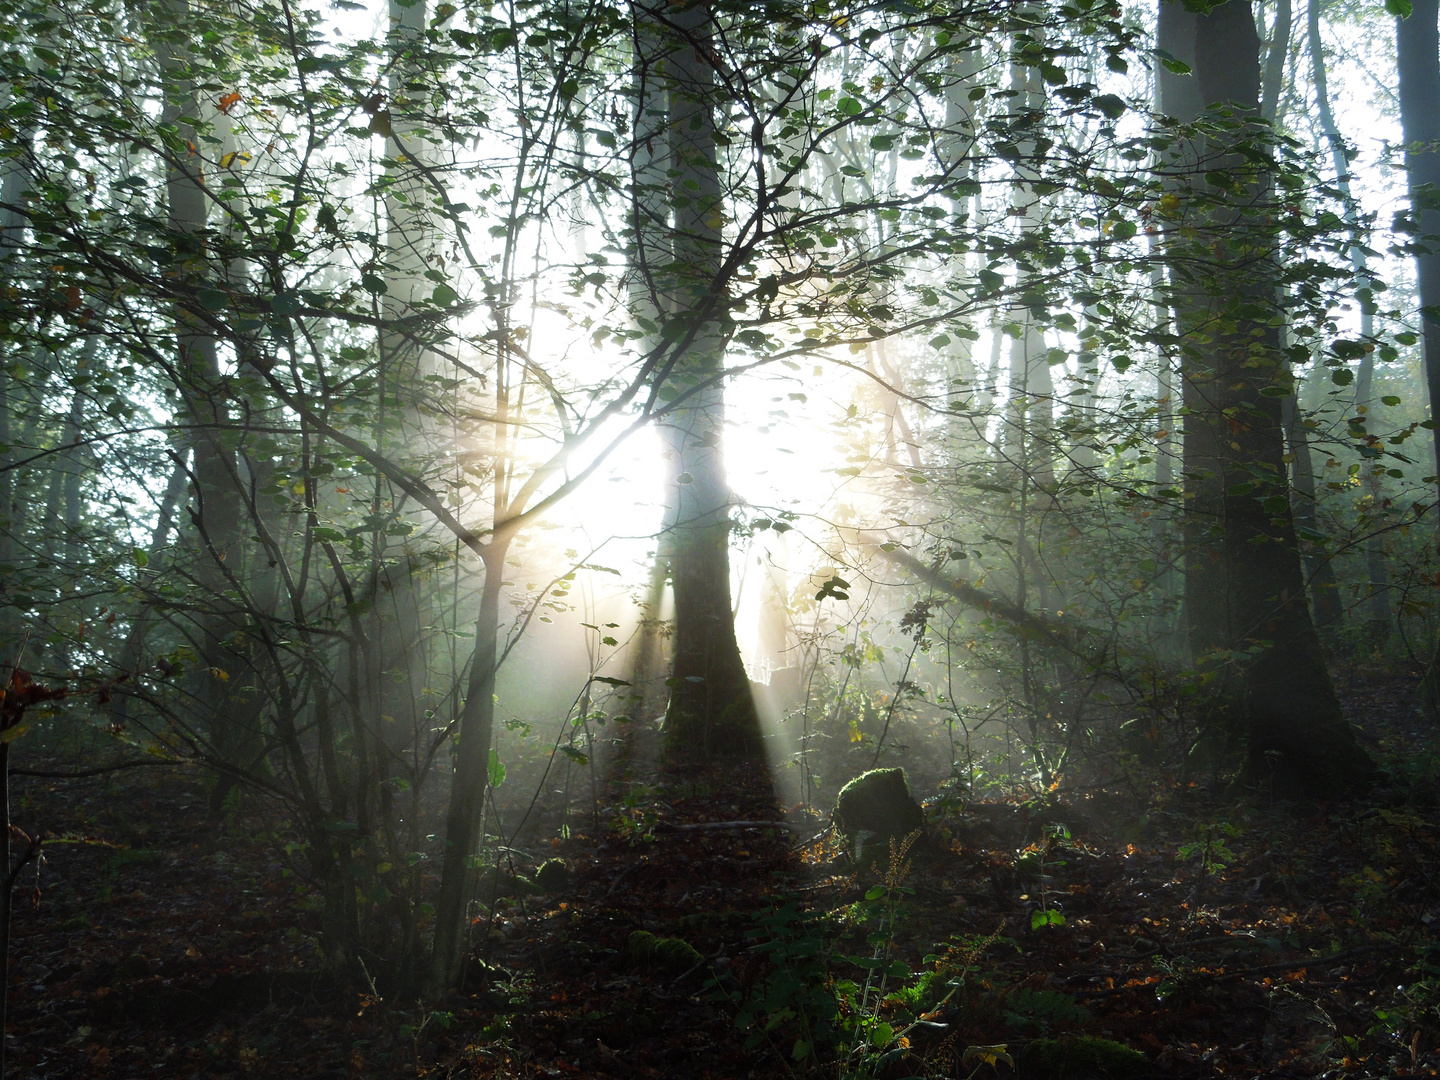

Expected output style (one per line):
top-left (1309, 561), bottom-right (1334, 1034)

top-left (2, 0), bottom-right (1440, 1075)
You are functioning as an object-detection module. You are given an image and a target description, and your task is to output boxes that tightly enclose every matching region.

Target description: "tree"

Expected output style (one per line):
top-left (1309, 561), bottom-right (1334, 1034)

top-left (631, 1), bottom-right (764, 760)
top-left (1394, 0), bottom-right (1440, 713)
top-left (1158, 0), bottom-right (1375, 793)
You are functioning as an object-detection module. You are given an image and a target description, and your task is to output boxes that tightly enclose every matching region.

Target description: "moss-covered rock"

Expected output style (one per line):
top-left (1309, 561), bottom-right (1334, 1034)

top-left (534, 859), bottom-right (572, 893)
top-left (833, 768), bottom-right (925, 863)
top-left (1018, 1036), bottom-right (1147, 1078)
top-left (627, 930), bottom-right (704, 974)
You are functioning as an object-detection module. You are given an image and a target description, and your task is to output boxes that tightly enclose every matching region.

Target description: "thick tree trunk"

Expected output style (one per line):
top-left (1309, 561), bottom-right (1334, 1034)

top-left (1394, 1), bottom-right (1440, 711)
top-left (637, 1), bottom-right (761, 760)
top-left (1160, 0), bottom-right (1375, 794)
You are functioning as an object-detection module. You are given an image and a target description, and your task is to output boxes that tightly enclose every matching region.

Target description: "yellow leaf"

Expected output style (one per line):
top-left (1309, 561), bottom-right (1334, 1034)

top-left (962, 1044), bottom-right (1014, 1070)
top-left (210, 667), bottom-right (230, 682)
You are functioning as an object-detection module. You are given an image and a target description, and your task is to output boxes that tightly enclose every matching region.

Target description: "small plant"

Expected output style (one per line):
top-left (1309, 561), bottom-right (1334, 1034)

top-left (608, 783), bottom-right (660, 843)
top-left (1019, 823), bottom-right (1070, 930)
top-left (1177, 820), bottom-right (1240, 902)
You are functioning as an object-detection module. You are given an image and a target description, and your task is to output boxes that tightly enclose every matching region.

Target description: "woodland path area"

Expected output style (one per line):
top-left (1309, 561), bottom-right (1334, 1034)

top-left (5, 667), bottom-right (1440, 1080)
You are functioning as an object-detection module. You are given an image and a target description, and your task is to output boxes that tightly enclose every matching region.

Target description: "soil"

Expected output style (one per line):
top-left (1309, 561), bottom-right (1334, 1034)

top-left (4, 666), bottom-right (1440, 1079)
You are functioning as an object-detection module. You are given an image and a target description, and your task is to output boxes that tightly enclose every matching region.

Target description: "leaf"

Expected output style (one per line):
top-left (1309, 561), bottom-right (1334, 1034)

top-left (368, 110), bottom-right (394, 139)
top-left (962, 1045), bottom-right (1014, 1069)
top-left (1387, 0), bottom-right (1414, 15)
top-left (196, 288), bottom-right (228, 311)
top-left (487, 749), bottom-right (506, 788)
top-left (131, 548), bottom-right (149, 568)
top-left (217, 91), bottom-right (242, 113)
top-left (869, 1022), bottom-right (895, 1048)
top-left (591, 676), bottom-right (631, 687)
top-left (1093, 94), bottom-right (1126, 120)
top-left (0, 723), bottom-right (30, 744)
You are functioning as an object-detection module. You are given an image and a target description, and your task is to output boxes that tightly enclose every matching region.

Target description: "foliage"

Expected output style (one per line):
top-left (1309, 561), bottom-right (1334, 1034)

top-left (720, 830), bottom-right (1010, 1077)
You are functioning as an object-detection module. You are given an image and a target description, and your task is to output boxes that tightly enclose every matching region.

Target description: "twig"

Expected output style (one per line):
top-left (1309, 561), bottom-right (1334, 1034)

top-left (652, 820), bottom-right (810, 833)
top-left (11, 759), bottom-right (186, 780)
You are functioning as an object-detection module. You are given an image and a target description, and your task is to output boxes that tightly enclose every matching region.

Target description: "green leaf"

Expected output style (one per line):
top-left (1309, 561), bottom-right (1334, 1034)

top-left (1093, 94), bottom-right (1126, 120)
top-left (591, 676), bottom-right (632, 687)
top-left (1387, 0), bottom-right (1414, 16)
top-left (487, 749), bottom-right (506, 789)
top-left (431, 283), bottom-right (459, 306)
top-left (869, 1022), bottom-right (895, 1048)
top-left (1382, 394), bottom-right (1402, 406)
top-left (131, 547), bottom-right (149, 568)
top-left (1332, 367), bottom-right (1355, 386)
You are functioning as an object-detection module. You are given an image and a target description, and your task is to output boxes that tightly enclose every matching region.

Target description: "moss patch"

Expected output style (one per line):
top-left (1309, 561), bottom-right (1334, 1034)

top-left (627, 930), bottom-right (703, 974)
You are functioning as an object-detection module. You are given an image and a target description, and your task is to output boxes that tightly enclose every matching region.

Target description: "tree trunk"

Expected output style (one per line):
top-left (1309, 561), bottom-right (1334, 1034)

top-left (638, 1), bottom-right (761, 760)
top-left (1393, 0), bottom-right (1440, 711)
top-left (1306, 0), bottom-right (1382, 633)
top-left (1161, 0), bottom-right (1375, 794)
top-left (429, 542), bottom-right (505, 990)
top-left (157, 10), bottom-right (264, 810)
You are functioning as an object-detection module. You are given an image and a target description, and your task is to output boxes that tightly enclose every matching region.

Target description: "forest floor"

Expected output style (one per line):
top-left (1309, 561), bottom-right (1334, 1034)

top-left (6, 666), bottom-right (1440, 1079)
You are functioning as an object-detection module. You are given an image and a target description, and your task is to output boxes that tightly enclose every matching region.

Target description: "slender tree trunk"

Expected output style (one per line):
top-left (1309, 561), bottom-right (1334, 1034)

top-left (0, 115), bottom-right (28, 664)
top-left (155, 6), bottom-right (265, 811)
top-left (429, 541), bottom-right (505, 990)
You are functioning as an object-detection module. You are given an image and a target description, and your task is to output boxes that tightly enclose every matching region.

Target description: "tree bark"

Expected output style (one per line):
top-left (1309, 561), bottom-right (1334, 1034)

top-left (429, 542), bottom-right (505, 991)
top-left (1160, 0), bottom-right (1375, 794)
top-left (637, 1), bottom-right (761, 760)
top-left (157, 8), bottom-right (265, 812)
top-left (1393, 0), bottom-right (1440, 711)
